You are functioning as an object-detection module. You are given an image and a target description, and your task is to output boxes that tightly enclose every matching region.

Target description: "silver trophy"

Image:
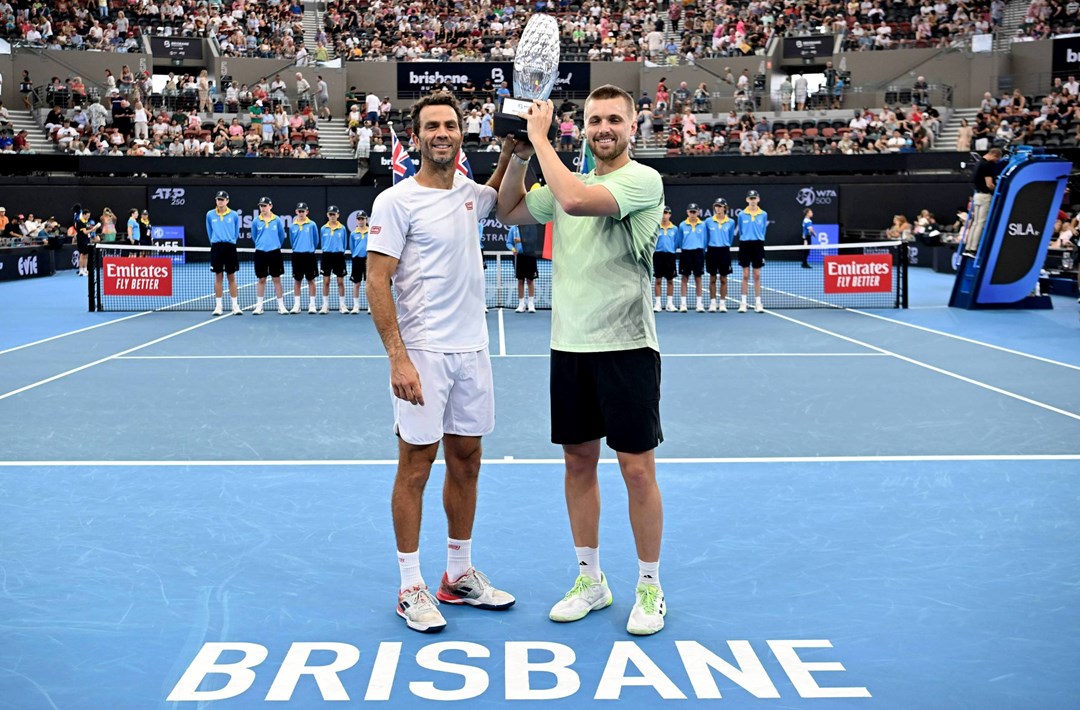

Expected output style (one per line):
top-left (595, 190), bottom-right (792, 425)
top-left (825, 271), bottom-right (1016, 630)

top-left (494, 13), bottom-right (560, 141)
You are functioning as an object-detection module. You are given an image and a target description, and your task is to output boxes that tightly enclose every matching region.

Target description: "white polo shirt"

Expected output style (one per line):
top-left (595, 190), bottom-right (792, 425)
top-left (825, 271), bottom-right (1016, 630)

top-left (369, 172), bottom-right (496, 353)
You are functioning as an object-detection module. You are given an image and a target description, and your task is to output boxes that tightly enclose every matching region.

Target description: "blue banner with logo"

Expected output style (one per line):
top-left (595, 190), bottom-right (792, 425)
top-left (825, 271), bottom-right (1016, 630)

top-left (808, 223), bottom-right (839, 263)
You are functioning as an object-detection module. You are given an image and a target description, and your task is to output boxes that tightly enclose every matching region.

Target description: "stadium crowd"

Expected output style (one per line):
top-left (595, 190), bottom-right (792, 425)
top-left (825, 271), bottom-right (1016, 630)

top-left (2, 0), bottom-right (1076, 63)
top-left (320, 0), bottom-right (1014, 64)
top-left (1, 0), bottom-right (308, 61)
top-left (1013, 0), bottom-right (1079, 41)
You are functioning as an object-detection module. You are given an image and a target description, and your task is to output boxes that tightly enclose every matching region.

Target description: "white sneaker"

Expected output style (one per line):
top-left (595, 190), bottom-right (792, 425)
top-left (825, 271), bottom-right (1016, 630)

top-left (212, 305), bottom-right (223, 316)
top-left (754, 301), bottom-right (764, 313)
top-left (231, 303), bottom-right (243, 315)
top-left (339, 303), bottom-right (348, 314)
top-left (527, 302), bottom-right (536, 313)
top-left (549, 573), bottom-right (613, 623)
top-left (695, 301), bottom-right (706, 313)
top-left (397, 584), bottom-right (446, 634)
top-left (515, 302), bottom-right (526, 313)
top-left (626, 583), bottom-right (666, 636)
top-left (252, 305), bottom-right (264, 315)
top-left (665, 302), bottom-right (676, 312)
top-left (678, 303), bottom-right (688, 313)
top-left (289, 302), bottom-right (300, 314)
top-left (707, 300), bottom-right (717, 312)
top-left (718, 301), bottom-right (728, 313)
top-left (319, 303), bottom-right (329, 315)
top-left (308, 303), bottom-right (317, 314)
top-left (436, 568), bottom-right (516, 610)
top-left (738, 302), bottom-right (747, 313)
top-left (350, 304), bottom-right (361, 314)
top-left (277, 303), bottom-right (288, 315)
top-left (653, 302), bottom-right (661, 312)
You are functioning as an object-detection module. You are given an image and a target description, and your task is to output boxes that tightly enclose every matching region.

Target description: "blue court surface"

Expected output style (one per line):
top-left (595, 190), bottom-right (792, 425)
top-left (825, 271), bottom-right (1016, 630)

top-left (1, 269), bottom-right (1078, 709)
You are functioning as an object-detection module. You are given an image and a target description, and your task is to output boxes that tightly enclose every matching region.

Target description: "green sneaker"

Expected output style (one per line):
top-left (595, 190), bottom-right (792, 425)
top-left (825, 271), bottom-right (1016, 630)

top-left (549, 573), bottom-right (613, 622)
top-left (626, 583), bottom-right (666, 635)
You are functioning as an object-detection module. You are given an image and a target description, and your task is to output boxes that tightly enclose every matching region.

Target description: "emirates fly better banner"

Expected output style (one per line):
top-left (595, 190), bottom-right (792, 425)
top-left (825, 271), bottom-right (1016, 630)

top-left (102, 257), bottom-right (173, 296)
top-left (823, 254), bottom-right (893, 293)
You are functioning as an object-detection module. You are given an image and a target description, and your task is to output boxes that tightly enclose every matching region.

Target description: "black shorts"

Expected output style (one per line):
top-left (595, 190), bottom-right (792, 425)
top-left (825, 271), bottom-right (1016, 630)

top-left (210, 242), bottom-right (239, 274)
top-left (706, 246), bottom-right (732, 276)
top-left (254, 249), bottom-right (284, 278)
top-left (350, 256), bottom-right (367, 283)
top-left (321, 251), bottom-right (346, 277)
top-left (291, 252), bottom-right (318, 281)
top-left (653, 251), bottom-right (676, 279)
top-left (679, 248), bottom-right (705, 277)
top-left (76, 237), bottom-right (92, 255)
top-left (515, 253), bottom-right (538, 280)
top-left (550, 348), bottom-right (663, 454)
top-left (738, 240), bottom-right (765, 268)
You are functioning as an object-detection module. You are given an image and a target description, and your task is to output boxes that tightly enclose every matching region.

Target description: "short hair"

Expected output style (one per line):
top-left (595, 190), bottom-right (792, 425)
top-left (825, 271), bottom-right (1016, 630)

top-left (411, 91), bottom-right (464, 135)
top-left (584, 84), bottom-right (636, 119)
top-left (987, 147), bottom-right (1003, 158)
top-left (804, 208), bottom-right (813, 215)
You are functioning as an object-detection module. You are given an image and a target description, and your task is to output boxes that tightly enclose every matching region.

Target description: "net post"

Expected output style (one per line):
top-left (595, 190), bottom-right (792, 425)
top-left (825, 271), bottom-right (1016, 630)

top-left (496, 253), bottom-right (502, 309)
top-left (87, 245), bottom-right (98, 312)
top-left (899, 243), bottom-right (909, 309)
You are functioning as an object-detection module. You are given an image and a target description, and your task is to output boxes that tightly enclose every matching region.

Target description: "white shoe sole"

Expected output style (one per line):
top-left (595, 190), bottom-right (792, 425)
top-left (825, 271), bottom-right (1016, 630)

top-left (397, 607), bottom-right (447, 634)
top-left (549, 591), bottom-right (613, 623)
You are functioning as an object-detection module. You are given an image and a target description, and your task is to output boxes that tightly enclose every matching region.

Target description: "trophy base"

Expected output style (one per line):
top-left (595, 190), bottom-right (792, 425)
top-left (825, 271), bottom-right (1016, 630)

top-left (493, 112), bottom-right (558, 142)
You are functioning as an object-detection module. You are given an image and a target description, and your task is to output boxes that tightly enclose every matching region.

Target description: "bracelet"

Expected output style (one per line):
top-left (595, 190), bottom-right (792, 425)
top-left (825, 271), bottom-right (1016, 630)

top-left (511, 154), bottom-right (530, 166)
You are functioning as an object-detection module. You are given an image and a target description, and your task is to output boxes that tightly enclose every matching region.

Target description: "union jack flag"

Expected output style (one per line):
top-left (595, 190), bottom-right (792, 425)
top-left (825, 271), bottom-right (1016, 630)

top-left (390, 128), bottom-right (416, 184)
top-left (455, 148), bottom-right (474, 180)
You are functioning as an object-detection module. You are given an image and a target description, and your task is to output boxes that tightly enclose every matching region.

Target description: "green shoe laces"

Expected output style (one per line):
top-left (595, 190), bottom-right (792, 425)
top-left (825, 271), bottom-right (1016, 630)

top-left (563, 574), bottom-right (596, 600)
top-left (636, 584), bottom-right (660, 614)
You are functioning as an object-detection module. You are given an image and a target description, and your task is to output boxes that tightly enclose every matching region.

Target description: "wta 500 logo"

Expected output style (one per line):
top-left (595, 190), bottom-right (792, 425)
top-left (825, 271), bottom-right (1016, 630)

top-left (796, 187), bottom-right (838, 207)
top-left (150, 188), bottom-right (186, 206)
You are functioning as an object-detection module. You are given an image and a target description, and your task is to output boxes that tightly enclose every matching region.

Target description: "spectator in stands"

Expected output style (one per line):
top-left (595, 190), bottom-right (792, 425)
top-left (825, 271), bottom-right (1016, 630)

top-left (13, 130), bottom-right (31, 153)
top-left (295, 73), bottom-right (311, 106)
top-left (315, 75), bottom-right (331, 122)
top-left (887, 214), bottom-right (913, 240)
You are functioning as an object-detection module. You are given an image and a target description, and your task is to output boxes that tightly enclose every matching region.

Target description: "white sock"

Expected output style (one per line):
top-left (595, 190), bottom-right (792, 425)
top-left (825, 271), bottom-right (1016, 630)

top-left (654, 296), bottom-right (661, 308)
top-left (666, 296), bottom-right (674, 307)
top-left (638, 559), bottom-right (660, 587)
top-left (518, 297), bottom-right (525, 308)
top-left (755, 297), bottom-right (762, 305)
top-left (575, 545), bottom-right (601, 582)
top-left (527, 296), bottom-right (534, 307)
top-left (397, 550), bottom-right (424, 592)
top-left (697, 296), bottom-right (703, 307)
top-left (256, 297), bottom-right (263, 308)
top-left (741, 295), bottom-right (748, 305)
top-left (446, 537), bottom-right (472, 581)
top-left (215, 297), bottom-right (222, 310)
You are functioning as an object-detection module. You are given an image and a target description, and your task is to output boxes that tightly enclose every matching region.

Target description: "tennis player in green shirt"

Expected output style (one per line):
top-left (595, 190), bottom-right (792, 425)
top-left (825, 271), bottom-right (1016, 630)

top-left (497, 84), bottom-right (668, 635)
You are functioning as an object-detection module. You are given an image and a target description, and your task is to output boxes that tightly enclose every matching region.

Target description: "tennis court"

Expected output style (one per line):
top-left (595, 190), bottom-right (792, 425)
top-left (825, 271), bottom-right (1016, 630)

top-left (2, 269), bottom-right (1078, 709)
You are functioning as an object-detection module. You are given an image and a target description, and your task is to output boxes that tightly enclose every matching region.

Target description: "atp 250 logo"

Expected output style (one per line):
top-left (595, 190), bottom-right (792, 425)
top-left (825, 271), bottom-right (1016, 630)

top-left (151, 188), bottom-right (186, 206)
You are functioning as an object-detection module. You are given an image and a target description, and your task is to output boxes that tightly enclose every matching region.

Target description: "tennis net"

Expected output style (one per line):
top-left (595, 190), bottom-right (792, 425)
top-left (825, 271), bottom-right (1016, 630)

top-left (87, 241), bottom-right (906, 312)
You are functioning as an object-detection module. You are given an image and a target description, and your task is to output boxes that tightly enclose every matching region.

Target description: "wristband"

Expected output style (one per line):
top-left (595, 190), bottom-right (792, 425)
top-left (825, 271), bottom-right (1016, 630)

top-left (511, 154), bottom-right (530, 167)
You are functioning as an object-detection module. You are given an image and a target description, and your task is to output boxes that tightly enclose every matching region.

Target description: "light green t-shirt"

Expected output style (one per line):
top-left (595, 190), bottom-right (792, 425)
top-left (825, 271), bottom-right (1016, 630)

top-left (526, 160), bottom-right (665, 353)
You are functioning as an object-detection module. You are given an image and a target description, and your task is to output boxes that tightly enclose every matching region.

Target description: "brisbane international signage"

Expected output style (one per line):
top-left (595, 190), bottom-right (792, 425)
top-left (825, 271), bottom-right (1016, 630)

top-left (397, 63), bottom-right (591, 95)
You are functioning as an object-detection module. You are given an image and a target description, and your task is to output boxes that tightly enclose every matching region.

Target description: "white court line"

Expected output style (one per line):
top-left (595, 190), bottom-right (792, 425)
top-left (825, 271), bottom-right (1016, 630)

top-left (114, 352), bottom-right (887, 361)
top-left (847, 308), bottom-right (1080, 372)
top-left (0, 454), bottom-right (1078, 467)
top-left (0, 315), bottom-right (235, 402)
top-left (767, 310), bottom-right (1080, 423)
top-left (0, 311), bottom-right (152, 356)
top-left (497, 308), bottom-right (507, 357)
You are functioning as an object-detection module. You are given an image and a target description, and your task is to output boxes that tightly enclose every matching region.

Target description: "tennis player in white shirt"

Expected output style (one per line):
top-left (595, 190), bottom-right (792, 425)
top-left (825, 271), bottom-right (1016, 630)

top-left (367, 91), bottom-right (521, 633)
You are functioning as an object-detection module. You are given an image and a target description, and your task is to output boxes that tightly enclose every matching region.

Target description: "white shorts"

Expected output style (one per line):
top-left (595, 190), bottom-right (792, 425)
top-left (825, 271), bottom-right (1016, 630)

top-left (393, 349), bottom-right (494, 445)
